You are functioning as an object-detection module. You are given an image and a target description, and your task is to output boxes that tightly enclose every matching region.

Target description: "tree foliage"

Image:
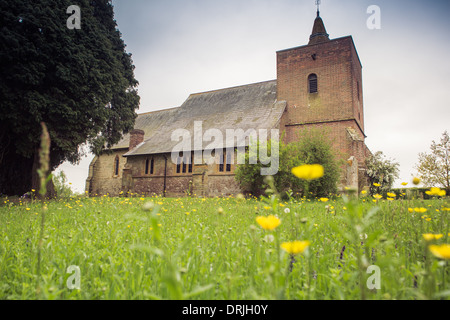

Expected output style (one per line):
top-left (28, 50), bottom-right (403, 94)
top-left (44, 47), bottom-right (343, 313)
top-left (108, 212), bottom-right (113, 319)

top-left (0, 0), bottom-right (139, 195)
top-left (365, 151), bottom-right (399, 194)
top-left (415, 131), bottom-right (450, 191)
top-left (235, 129), bottom-right (341, 198)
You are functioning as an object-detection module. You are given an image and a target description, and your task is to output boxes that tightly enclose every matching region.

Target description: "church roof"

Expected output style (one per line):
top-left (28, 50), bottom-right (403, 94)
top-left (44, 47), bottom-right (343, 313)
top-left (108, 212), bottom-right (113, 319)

top-left (113, 80), bottom-right (286, 156)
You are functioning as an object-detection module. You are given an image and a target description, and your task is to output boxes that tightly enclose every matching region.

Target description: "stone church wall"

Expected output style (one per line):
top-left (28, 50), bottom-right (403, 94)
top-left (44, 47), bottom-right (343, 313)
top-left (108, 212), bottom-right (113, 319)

top-left (86, 149), bottom-right (127, 196)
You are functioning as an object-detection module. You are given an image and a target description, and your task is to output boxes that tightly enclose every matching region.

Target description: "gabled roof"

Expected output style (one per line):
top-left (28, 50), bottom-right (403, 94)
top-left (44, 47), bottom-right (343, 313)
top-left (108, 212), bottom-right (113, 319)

top-left (117, 80), bottom-right (286, 156)
top-left (110, 107), bottom-right (180, 150)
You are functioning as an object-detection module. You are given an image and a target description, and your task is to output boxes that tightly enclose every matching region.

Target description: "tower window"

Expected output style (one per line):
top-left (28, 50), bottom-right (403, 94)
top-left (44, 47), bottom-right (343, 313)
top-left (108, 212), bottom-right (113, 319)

top-left (357, 81), bottom-right (360, 101)
top-left (308, 74), bottom-right (318, 93)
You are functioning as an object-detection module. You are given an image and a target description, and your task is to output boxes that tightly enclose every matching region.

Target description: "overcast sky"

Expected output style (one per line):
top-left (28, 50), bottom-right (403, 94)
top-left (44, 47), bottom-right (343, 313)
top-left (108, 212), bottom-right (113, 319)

top-left (58, 0), bottom-right (450, 193)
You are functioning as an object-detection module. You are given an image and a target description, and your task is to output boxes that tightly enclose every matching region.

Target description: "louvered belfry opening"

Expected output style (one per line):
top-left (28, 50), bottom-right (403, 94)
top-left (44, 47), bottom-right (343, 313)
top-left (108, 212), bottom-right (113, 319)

top-left (308, 74), bottom-right (318, 93)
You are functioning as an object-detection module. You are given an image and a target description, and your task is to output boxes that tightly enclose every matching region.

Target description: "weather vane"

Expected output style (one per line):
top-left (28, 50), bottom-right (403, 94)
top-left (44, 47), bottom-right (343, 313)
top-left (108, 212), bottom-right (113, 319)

top-left (316, 0), bottom-right (321, 16)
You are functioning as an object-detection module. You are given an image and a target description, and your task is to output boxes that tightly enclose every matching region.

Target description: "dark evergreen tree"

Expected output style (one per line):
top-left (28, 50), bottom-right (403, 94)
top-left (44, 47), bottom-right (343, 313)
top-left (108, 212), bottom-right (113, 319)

top-left (0, 0), bottom-right (140, 196)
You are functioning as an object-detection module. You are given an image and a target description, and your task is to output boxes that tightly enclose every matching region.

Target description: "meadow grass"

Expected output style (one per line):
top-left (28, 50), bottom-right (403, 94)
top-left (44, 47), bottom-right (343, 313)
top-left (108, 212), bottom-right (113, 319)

top-left (0, 192), bottom-right (448, 300)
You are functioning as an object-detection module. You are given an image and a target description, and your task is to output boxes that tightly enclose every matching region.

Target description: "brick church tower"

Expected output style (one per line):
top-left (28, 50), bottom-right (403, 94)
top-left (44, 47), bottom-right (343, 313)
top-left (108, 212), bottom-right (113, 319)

top-left (277, 8), bottom-right (370, 189)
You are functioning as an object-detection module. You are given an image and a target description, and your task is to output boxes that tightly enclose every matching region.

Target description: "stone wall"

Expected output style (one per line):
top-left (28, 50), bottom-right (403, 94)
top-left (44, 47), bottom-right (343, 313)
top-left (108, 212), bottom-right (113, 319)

top-left (85, 149), bottom-right (127, 196)
top-left (121, 151), bottom-right (242, 197)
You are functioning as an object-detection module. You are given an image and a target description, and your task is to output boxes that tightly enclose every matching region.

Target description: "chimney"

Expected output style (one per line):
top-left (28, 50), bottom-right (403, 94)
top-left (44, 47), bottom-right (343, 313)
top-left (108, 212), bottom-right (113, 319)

top-left (129, 129), bottom-right (145, 151)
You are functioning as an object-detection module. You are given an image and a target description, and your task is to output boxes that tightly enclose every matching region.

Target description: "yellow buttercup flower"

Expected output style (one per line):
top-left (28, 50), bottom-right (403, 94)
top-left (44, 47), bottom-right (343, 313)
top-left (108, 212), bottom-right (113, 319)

top-left (373, 183), bottom-right (381, 187)
top-left (361, 190), bottom-right (367, 195)
top-left (281, 240), bottom-right (311, 255)
top-left (319, 198), bottom-right (329, 202)
top-left (401, 182), bottom-right (408, 186)
top-left (423, 234), bottom-right (443, 241)
top-left (387, 192), bottom-right (396, 198)
top-left (415, 207), bottom-right (427, 213)
top-left (429, 244), bottom-right (450, 260)
top-left (291, 164), bottom-right (324, 180)
top-left (408, 208), bottom-right (414, 213)
top-left (256, 215), bottom-right (281, 231)
top-left (425, 187), bottom-right (446, 197)
top-left (373, 194), bottom-right (382, 200)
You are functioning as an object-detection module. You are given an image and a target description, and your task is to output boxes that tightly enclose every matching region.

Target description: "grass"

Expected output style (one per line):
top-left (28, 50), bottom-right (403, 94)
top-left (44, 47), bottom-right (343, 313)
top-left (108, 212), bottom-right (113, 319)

top-left (0, 192), bottom-right (448, 300)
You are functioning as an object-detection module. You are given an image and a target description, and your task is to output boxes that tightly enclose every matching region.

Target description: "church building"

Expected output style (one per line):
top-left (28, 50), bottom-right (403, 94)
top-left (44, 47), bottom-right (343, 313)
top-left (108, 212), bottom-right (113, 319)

top-left (85, 9), bottom-right (371, 197)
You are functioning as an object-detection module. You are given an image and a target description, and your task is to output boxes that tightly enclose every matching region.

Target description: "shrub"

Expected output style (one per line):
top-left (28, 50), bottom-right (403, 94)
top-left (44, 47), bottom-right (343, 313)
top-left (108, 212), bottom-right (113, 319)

top-left (235, 129), bottom-right (341, 198)
top-left (366, 151), bottom-right (399, 195)
top-left (52, 170), bottom-right (74, 198)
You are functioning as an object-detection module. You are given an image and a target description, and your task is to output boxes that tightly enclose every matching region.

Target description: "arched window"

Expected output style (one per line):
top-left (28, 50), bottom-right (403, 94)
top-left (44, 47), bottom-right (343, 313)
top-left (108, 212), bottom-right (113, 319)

top-left (114, 155), bottom-right (119, 176)
top-left (308, 74), bottom-right (318, 93)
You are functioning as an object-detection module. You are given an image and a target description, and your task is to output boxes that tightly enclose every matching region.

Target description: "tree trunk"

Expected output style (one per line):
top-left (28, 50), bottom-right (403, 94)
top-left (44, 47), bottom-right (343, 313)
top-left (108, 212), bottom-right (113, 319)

top-left (0, 148), bottom-right (33, 196)
top-left (0, 148), bottom-right (55, 198)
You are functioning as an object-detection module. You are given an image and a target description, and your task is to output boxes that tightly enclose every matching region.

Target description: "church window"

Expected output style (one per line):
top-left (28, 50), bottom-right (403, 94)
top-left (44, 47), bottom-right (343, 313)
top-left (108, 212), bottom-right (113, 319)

top-left (145, 158), bottom-right (154, 175)
top-left (188, 152), bottom-right (193, 173)
top-left (176, 153), bottom-right (193, 174)
top-left (357, 81), bottom-right (360, 101)
top-left (114, 155), bottom-right (119, 176)
top-left (226, 151), bottom-right (232, 172)
top-left (219, 151), bottom-right (224, 172)
top-left (176, 156), bottom-right (181, 173)
top-left (182, 155), bottom-right (187, 173)
top-left (308, 74), bottom-right (318, 93)
top-left (145, 158), bottom-right (149, 175)
top-left (219, 150), bottom-right (232, 172)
